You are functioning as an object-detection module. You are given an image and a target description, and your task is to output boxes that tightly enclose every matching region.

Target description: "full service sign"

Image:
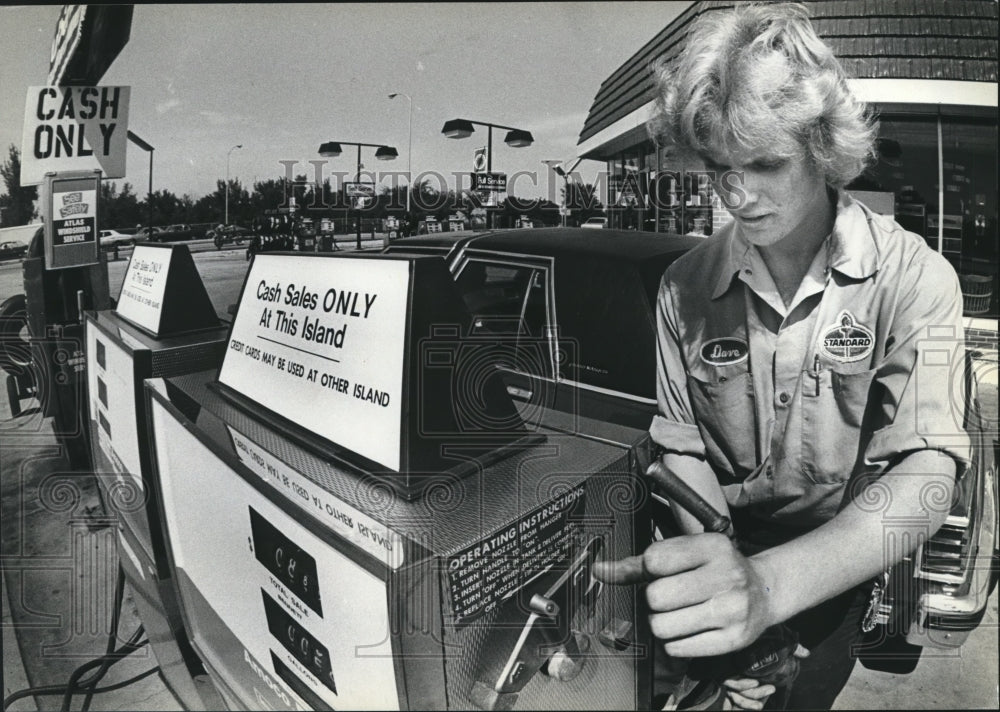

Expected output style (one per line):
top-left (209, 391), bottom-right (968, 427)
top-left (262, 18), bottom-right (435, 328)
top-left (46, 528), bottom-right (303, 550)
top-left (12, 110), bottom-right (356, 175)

top-left (471, 172), bottom-right (507, 192)
top-left (219, 255), bottom-right (410, 471)
top-left (21, 85), bottom-right (129, 185)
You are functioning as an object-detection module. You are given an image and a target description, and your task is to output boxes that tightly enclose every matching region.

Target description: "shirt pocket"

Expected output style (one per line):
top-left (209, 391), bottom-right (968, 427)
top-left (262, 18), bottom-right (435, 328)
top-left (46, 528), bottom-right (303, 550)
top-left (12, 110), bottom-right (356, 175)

top-left (686, 369), bottom-right (757, 481)
top-left (801, 367), bottom-right (877, 484)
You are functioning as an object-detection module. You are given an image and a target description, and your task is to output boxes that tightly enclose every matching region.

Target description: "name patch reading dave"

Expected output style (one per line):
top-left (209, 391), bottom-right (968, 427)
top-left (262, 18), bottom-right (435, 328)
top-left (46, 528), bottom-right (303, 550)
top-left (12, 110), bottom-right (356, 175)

top-left (228, 279), bottom-right (389, 405)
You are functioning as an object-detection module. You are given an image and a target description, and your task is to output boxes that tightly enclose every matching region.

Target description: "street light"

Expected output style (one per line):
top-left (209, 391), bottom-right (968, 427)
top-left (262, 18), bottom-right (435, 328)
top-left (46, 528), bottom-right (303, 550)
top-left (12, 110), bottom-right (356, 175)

top-left (225, 144), bottom-right (243, 226)
top-left (127, 131), bottom-right (154, 235)
top-left (388, 92), bottom-right (412, 217)
top-left (317, 140), bottom-right (397, 250)
top-left (441, 118), bottom-right (533, 228)
top-left (542, 158), bottom-right (582, 228)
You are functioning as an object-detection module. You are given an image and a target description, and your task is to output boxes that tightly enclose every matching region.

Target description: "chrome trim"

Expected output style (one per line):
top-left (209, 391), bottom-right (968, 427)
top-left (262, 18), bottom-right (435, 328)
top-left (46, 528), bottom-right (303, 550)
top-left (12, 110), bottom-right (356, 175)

top-left (559, 377), bottom-right (656, 405)
top-left (908, 465), bottom-right (997, 649)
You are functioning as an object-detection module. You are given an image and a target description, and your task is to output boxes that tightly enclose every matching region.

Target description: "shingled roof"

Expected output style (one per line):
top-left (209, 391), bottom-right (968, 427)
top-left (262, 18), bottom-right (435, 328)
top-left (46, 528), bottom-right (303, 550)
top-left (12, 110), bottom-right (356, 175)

top-left (578, 0), bottom-right (999, 145)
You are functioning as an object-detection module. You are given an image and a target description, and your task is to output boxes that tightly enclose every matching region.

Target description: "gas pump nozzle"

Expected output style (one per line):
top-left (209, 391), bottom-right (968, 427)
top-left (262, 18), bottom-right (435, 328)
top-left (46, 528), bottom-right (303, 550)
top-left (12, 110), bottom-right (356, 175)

top-left (645, 459), bottom-right (801, 706)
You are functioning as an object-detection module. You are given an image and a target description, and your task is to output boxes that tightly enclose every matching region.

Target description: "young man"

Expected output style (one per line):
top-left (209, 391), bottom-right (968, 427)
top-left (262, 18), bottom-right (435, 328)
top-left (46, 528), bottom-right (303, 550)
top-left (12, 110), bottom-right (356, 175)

top-left (593, 4), bottom-right (969, 710)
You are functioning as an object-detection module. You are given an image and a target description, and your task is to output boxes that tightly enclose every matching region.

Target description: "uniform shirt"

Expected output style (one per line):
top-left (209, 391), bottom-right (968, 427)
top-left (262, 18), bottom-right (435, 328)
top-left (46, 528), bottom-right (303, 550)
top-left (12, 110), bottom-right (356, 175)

top-left (650, 192), bottom-right (970, 528)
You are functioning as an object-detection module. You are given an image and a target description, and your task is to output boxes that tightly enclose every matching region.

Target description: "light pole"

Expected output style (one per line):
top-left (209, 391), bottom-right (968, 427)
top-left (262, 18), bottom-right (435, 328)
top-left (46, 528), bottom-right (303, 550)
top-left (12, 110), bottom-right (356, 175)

top-left (127, 131), bottom-right (154, 236)
top-left (441, 118), bottom-right (533, 229)
top-left (542, 160), bottom-right (568, 227)
top-left (388, 92), bottom-right (412, 218)
top-left (318, 141), bottom-right (397, 250)
top-left (225, 144), bottom-right (242, 226)
top-left (542, 158), bottom-right (583, 228)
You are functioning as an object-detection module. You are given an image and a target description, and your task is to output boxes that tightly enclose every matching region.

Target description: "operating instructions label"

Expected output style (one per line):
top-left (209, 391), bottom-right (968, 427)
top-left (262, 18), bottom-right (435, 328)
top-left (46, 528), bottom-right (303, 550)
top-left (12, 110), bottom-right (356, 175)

top-left (446, 484), bottom-right (586, 625)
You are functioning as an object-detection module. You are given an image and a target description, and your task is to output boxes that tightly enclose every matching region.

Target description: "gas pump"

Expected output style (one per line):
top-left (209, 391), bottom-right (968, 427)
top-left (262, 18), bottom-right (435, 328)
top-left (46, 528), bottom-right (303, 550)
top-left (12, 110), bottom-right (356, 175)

top-left (143, 251), bottom-right (655, 710)
top-left (18, 172), bottom-right (112, 469)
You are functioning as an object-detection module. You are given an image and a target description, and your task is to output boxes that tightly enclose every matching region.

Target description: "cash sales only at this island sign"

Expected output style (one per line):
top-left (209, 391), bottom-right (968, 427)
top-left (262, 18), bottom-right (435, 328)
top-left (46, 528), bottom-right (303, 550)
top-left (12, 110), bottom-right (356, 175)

top-left (20, 85), bottom-right (130, 186)
top-left (218, 254), bottom-right (409, 472)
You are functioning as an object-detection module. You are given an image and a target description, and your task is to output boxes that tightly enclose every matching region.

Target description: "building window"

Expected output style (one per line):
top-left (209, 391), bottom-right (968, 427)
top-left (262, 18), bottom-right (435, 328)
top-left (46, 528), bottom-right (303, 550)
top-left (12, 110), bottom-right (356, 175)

top-left (850, 113), bottom-right (998, 317)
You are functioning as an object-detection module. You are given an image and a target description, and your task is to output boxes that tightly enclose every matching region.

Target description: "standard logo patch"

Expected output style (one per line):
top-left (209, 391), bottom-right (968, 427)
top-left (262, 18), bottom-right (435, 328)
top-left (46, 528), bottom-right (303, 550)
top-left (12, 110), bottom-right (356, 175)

top-left (700, 337), bottom-right (749, 366)
top-left (821, 311), bottom-right (875, 362)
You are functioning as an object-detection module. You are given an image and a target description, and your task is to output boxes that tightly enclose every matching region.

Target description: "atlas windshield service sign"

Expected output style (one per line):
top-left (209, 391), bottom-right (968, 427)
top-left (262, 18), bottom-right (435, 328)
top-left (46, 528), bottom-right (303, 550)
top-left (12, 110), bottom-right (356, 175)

top-left (21, 85), bottom-right (130, 185)
top-left (219, 254), bottom-right (410, 471)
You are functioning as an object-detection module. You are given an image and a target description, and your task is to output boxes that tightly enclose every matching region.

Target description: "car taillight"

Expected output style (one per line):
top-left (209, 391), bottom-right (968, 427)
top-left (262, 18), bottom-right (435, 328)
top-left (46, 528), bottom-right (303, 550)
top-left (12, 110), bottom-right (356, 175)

top-left (919, 520), bottom-right (971, 579)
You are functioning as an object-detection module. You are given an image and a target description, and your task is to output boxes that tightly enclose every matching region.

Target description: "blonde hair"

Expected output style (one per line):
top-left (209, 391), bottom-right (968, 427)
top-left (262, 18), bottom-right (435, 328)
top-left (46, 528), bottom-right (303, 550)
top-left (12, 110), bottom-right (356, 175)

top-left (648, 2), bottom-right (877, 188)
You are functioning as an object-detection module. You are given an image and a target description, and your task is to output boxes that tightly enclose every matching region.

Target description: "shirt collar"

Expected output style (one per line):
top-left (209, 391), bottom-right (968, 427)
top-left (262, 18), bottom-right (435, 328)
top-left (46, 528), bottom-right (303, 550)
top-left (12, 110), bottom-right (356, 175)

top-left (827, 191), bottom-right (880, 280)
top-left (710, 190), bottom-right (879, 300)
top-left (711, 225), bottom-right (749, 300)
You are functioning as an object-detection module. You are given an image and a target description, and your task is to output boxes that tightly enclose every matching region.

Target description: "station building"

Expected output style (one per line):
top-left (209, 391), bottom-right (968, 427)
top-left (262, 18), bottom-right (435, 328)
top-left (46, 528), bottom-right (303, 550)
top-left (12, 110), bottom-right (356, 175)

top-left (576, 0), bottom-right (998, 327)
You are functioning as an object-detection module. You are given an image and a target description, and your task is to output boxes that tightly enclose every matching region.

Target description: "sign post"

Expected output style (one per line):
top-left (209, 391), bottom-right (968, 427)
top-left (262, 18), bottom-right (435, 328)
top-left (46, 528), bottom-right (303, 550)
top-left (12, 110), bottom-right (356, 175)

top-left (346, 182), bottom-right (376, 246)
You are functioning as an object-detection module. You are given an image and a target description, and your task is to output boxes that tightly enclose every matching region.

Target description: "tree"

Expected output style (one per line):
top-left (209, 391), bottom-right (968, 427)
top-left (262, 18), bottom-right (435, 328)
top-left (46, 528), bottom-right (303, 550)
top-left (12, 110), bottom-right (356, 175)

top-left (563, 182), bottom-right (603, 223)
top-left (0, 145), bottom-right (38, 227)
top-left (251, 178), bottom-right (289, 214)
top-left (139, 189), bottom-right (185, 227)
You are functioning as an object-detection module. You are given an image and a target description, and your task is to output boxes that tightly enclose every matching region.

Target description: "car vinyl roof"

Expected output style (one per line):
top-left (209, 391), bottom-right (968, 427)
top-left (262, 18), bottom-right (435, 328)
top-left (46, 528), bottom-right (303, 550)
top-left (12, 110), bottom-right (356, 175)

top-left (467, 227), bottom-right (701, 263)
top-left (388, 227), bottom-right (701, 264)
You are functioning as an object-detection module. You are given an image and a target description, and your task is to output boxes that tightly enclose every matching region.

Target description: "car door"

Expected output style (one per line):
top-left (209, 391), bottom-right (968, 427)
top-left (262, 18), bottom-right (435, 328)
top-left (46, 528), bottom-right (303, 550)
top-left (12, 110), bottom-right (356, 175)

top-left (452, 252), bottom-right (560, 420)
top-left (551, 254), bottom-right (659, 430)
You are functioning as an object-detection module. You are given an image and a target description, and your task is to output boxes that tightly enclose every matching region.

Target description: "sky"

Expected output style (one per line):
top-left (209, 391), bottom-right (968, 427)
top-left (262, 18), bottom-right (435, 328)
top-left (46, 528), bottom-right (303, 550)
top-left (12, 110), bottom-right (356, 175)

top-left (1, 2), bottom-right (691, 204)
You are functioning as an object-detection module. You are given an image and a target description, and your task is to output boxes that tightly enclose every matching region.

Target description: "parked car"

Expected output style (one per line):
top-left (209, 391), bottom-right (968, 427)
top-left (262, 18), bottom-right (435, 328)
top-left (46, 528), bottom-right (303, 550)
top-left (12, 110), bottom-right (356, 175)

top-left (132, 226), bottom-right (164, 244)
top-left (383, 226), bottom-right (998, 664)
top-left (856, 351), bottom-right (998, 672)
top-left (580, 216), bottom-right (608, 229)
top-left (98, 229), bottom-right (133, 248)
top-left (158, 223), bottom-right (210, 242)
top-left (0, 241), bottom-right (28, 262)
top-left (385, 227), bottom-right (700, 429)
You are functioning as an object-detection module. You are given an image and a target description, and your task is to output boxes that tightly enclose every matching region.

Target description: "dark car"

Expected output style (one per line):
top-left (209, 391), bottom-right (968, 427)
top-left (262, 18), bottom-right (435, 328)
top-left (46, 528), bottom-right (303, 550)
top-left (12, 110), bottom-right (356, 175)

top-left (0, 241), bottom-right (29, 262)
top-left (157, 223), bottom-right (202, 242)
top-left (384, 226), bottom-right (998, 665)
top-left (385, 227), bottom-right (702, 430)
top-left (132, 226), bottom-right (164, 244)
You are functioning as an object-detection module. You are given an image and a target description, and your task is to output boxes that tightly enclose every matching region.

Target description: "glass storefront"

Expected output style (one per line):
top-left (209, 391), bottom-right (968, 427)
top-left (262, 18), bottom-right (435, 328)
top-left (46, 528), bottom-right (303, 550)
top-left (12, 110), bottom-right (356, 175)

top-left (600, 110), bottom-right (997, 317)
top-left (850, 112), bottom-right (998, 317)
top-left (605, 143), bottom-right (716, 237)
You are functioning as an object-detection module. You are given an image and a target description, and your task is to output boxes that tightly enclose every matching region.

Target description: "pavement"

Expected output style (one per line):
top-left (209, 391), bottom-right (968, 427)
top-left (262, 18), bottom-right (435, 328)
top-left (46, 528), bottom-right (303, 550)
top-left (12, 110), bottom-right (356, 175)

top-left (1, 247), bottom-right (997, 711)
top-left (1, 398), bottom-right (182, 711)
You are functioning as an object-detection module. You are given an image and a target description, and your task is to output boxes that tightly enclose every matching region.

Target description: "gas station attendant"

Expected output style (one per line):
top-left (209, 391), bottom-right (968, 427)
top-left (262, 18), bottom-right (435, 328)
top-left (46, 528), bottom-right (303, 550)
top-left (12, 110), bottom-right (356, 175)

top-left (593, 3), bottom-right (970, 710)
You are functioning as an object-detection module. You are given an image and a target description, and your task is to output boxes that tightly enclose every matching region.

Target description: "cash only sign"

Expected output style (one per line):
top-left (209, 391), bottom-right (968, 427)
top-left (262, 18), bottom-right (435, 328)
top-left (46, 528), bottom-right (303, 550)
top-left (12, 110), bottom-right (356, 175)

top-left (218, 254), bottom-right (410, 471)
top-left (21, 85), bottom-right (130, 185)
top-left (20, 85), bottom-right (129, 268)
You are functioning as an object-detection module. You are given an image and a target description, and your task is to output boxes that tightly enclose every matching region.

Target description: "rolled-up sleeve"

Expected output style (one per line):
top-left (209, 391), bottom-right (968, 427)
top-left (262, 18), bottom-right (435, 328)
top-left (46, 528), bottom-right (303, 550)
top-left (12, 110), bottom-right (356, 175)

top-left (649, 273), bottom-right (707, 457)
top-left (865, 251), bottom-right (972, 470)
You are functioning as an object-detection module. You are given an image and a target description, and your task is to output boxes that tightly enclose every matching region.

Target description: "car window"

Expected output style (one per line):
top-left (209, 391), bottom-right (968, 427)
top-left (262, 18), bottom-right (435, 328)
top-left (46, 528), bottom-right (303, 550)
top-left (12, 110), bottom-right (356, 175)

top-left (454, 259), bottom-right (555, 378)
top-left (457, 262), bottom-right (528, 334)
top-left (555, 256), bottom-right (657, 399)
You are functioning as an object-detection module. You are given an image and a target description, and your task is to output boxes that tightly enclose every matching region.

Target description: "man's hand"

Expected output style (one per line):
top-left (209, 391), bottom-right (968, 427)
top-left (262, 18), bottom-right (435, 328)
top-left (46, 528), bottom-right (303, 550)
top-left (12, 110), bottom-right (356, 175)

top-left (592, 533), bottom-right (777, 657)
top-left (720, 644), bottom-right (809, 710)
top-left (721, 678), bottom-right (776, 711)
